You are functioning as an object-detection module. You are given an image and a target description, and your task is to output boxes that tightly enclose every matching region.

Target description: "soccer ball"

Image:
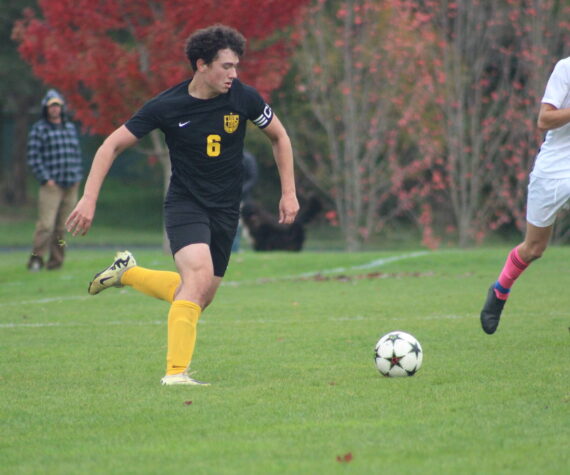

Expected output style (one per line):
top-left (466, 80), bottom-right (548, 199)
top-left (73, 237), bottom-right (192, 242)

top-left (374, 331), bottom-right (423, 377)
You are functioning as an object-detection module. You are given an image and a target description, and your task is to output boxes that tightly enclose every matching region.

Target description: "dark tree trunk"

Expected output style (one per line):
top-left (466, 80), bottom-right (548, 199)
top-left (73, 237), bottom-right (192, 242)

top-left (2, 96), bottom-right (36, 205)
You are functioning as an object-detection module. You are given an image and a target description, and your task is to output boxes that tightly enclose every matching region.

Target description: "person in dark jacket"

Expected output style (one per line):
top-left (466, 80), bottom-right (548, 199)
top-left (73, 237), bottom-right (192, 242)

top-left (27, 89), bottom-right (83, 271)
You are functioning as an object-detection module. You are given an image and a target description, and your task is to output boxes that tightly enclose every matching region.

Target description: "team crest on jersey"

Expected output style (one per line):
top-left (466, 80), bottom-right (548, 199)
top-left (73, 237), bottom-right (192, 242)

top-left (224, 113), bottom-right (240, 133)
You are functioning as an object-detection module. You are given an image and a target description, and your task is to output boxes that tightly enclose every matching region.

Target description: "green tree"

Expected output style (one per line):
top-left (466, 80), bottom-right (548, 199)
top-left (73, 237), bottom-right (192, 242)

top-left (0, 0), bottom-right (42, 205)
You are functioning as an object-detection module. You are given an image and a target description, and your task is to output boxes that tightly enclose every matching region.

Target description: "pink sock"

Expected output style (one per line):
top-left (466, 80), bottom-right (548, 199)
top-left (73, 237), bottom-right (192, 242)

top-left (495, 246), bottom-right (529, 299)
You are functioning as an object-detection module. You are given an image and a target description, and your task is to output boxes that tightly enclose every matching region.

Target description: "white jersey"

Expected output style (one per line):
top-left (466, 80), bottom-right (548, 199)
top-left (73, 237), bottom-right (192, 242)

top-left (533, 57), bottom-right (570, 179)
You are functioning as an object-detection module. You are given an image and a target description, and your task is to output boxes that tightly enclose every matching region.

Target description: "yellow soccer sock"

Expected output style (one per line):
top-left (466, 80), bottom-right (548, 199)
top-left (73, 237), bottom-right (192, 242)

top-left (121, 267), bottom-right (180, 303)
top-left (166, 300), bottom-right (202, 375)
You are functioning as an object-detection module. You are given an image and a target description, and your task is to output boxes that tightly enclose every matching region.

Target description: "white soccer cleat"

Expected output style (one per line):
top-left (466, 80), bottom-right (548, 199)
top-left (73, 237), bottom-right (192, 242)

top-left (88, 250), bottom-right (137, 295)
top-left (160, 372), bottom-right (210, 386)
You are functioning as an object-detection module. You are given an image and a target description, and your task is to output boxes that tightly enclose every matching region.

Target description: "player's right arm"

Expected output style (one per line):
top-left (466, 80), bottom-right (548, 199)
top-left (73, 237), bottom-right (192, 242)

top-left (537, 103), bottom-right (570, 131)
top-left (537, 59), bottom-right (570, 132)
top-left (66, 125), bottom-right (139, 236)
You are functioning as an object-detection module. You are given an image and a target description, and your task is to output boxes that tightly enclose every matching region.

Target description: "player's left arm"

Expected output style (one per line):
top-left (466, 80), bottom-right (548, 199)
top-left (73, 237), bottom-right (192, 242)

top-left (261, 113), bottom-right (299, 224)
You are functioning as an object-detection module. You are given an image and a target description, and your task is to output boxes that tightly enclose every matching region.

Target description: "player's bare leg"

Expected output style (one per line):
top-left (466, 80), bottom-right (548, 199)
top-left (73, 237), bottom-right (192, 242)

top-left (517, 223), bottom-right (552, 264)
top-left (480, 223), bottom-right (552, 334)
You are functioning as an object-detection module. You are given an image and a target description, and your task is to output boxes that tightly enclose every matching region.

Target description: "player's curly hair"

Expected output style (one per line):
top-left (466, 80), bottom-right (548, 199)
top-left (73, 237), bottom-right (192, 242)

top-left (185, 24), bottom-right (246, 71)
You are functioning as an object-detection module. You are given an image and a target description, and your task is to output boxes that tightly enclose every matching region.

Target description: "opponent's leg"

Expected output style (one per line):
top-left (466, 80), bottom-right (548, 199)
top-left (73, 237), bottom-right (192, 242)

top-left (480, 223), bottom-right (552, 334)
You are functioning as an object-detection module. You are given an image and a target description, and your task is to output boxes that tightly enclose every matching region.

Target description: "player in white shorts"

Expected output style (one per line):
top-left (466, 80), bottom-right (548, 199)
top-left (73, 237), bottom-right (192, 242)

top-left (480, 56), bottom-right (570, 334)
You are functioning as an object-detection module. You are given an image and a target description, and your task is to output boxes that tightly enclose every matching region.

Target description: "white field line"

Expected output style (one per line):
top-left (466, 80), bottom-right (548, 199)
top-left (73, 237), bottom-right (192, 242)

top-left (0, 296), bottom-right (91, 308)
top-left (1, 251), bottom-right (432, 326)
top-left (0, 313), bottom-right (470, 329)
top-left (0, 320), bottom-right (164, 329)
top-left (223, 250), bottom-right (430, 286)
top-left (0, 251), bottom-right (431, 309)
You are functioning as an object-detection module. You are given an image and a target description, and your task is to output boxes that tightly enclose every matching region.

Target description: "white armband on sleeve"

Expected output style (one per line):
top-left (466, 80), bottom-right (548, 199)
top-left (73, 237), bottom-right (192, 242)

top-left (253, 104), bottom-right (273, 129)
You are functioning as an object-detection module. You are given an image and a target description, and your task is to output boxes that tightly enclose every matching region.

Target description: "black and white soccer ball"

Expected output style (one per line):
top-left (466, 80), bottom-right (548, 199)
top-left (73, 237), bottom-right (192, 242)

top-left (374, 331), bottom-right (423, 377)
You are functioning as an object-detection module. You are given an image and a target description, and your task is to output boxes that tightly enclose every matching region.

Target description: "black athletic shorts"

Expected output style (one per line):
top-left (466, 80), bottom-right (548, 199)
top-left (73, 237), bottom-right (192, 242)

top-left (164, 187), bottom-right (239, 277)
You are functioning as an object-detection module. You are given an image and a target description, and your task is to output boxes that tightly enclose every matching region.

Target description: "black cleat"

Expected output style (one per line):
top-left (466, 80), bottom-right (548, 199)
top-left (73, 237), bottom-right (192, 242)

top-left (480, 284), bottom-right (507, 334)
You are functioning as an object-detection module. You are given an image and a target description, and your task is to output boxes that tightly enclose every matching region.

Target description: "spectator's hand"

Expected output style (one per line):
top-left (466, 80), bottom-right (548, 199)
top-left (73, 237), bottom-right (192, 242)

top-left (66, 196), bottom-right (96, 236)
top-left (278, 193), bottom-right (299, 224)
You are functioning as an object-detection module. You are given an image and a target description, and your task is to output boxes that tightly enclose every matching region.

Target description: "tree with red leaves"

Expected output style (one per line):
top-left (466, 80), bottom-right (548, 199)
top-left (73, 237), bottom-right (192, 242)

top-left (13, 0), bottom-right (309, 212)
top-left (14, 0), bottom-right (309, 135)
top-left (421, 0), bottom-right (570, 246)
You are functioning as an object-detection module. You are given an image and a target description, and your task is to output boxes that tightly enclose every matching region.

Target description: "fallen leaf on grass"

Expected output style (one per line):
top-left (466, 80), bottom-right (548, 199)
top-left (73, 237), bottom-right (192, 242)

top-left (336, 452), bottom-right (353, 463)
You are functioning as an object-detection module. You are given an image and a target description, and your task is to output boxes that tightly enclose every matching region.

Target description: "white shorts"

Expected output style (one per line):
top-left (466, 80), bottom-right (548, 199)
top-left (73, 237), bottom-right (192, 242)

top-left (526, 173), bottom-right (570, 227)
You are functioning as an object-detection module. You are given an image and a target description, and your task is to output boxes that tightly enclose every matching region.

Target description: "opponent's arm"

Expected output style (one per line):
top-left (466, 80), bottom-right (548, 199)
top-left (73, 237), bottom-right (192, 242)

top-left (66, 125), bottom-right (139, 236)
top-left (261, 113), bottom-right (299, 224)
top-left (537, 103), bottom-right (570, 131)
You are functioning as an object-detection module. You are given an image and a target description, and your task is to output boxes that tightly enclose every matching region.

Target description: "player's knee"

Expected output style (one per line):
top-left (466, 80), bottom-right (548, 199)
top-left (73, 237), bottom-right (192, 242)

top-left (176, 274), bottom-right (214, 307)
top-left (526, 243), bottom-right (547, 262)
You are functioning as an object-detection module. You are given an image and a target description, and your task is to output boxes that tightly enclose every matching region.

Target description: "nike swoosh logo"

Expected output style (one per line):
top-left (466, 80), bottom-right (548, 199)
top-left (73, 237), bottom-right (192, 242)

top-left (179, 121), bottom-right (191, 127)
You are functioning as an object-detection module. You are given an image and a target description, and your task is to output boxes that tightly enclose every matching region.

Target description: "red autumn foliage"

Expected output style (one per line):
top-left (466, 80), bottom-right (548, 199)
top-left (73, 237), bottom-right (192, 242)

top-left (293, 0), bottom-right (443, 250)
top-left (13, 0), bottom-right (310, 135)
top-left (293, 0), bottom-right (570, 248)
top-left (418, 0), bottom-right (570, 245)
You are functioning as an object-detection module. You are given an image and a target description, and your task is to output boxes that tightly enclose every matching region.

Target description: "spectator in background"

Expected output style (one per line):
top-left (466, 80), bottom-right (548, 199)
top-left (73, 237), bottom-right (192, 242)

top-left (27, 89), bottom-right (83, 271)
top-left (232, 150), bottom-right (258, 252)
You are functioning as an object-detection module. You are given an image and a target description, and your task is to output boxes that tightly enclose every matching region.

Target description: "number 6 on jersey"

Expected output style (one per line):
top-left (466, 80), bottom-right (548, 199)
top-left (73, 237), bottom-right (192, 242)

top-left (207, 134), bottom-right (221, 157)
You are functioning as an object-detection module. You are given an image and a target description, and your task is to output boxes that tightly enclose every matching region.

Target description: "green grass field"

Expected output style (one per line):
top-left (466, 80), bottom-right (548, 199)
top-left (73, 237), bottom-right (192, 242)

top-left (1, 247), bottom-right (569, 474)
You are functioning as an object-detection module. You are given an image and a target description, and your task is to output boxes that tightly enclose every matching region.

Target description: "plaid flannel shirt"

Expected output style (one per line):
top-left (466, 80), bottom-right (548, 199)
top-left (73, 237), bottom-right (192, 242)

top-left (27, 119), bottom-right (83, 187)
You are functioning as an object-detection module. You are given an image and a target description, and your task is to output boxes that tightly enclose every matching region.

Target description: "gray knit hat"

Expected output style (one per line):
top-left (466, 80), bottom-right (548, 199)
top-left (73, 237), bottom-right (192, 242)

top-left (41, 89), bottom-right (65, 107)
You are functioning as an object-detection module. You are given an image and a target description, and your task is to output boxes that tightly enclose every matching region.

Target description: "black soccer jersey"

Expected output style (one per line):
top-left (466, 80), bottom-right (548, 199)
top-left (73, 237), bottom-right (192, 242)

top-left (125, 79), bottom-right (273, 208)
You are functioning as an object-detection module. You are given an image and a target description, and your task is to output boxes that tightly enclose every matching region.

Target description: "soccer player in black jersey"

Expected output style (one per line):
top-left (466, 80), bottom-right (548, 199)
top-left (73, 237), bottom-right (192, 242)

top-left (66, 25), bottom-right (299, 386)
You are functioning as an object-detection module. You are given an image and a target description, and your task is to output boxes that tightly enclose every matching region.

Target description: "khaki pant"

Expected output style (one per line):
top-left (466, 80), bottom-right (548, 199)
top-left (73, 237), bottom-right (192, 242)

top-left (32, 183), bottom-right (79, 269)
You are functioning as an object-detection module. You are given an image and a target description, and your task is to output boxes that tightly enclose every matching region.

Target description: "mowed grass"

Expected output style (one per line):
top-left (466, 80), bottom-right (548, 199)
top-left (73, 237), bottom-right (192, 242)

top-left (0, 247), bottom-right (568, 474)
